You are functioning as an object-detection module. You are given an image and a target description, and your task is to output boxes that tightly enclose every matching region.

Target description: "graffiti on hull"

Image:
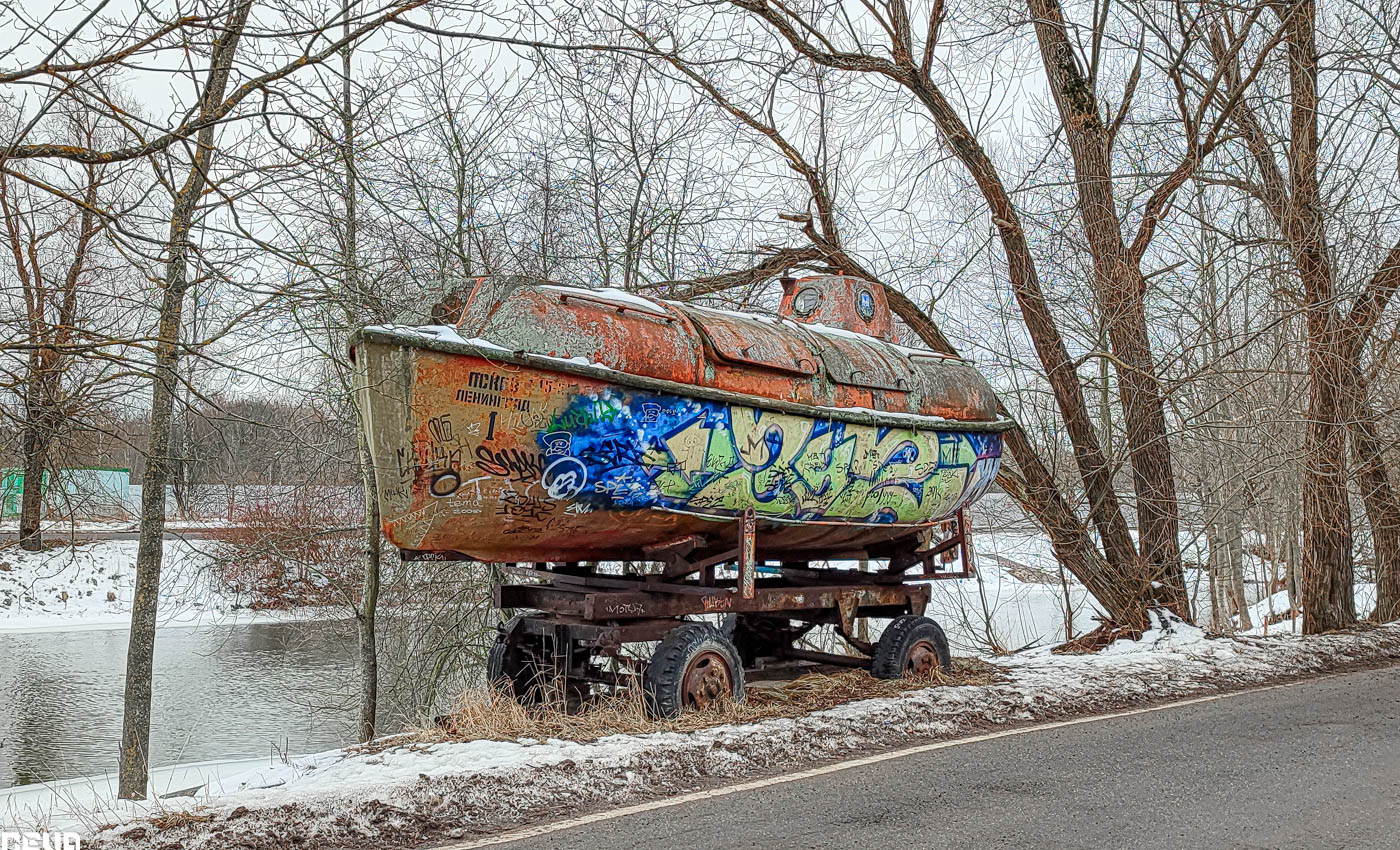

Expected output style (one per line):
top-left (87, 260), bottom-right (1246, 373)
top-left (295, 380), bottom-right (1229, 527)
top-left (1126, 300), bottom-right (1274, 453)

top-left (538, 390), bottom-right (1001, 524)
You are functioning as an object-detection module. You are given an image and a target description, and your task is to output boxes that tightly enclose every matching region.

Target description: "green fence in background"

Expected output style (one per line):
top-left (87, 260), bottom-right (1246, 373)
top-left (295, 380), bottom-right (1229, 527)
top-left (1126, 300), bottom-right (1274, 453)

top-left (0, 469), bottom-right (44, 518)
top-left (1, 468), bottom-right (127, 519)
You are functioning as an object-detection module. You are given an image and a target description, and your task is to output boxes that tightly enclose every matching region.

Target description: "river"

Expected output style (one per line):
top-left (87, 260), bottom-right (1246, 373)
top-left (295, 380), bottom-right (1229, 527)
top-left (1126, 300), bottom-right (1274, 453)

top-left (0, 621), bottom-right (377, 789)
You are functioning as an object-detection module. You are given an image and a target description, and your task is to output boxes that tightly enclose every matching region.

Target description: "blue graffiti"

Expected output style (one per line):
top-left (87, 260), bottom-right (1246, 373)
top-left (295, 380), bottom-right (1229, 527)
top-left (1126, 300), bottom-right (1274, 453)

top-left (538, 389), bottom-right (1002, 525)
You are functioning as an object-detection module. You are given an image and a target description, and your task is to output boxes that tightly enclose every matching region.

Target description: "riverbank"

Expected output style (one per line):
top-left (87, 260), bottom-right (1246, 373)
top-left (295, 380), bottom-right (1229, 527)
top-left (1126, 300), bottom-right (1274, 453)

top-left (20, 618), bottom-right (1400, 849)
top-left (0, 539), bottom-right (230, 633)
top-left (0, 539), bottom-right (344, 633)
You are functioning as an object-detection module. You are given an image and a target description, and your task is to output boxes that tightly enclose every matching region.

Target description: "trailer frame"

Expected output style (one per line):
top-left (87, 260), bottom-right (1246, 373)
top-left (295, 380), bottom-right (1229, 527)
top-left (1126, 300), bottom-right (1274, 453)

top-left (411, 508), bottom-right (978, 709)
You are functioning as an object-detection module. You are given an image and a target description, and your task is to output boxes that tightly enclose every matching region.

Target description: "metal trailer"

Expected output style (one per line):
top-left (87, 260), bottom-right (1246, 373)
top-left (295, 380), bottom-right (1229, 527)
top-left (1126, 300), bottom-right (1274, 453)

top-left (401, 506), bottom-right (979, 715)
top-left (484, 509), bottom-right (977, 715)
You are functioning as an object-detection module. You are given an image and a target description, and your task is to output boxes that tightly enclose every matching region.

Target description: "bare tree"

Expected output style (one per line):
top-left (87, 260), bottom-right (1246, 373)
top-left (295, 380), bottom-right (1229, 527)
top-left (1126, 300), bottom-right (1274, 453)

top-left (706, 0), bottom-right (1218, 625)
top-left (0, 0), bottom-right (439, 799)
top-left (587, 0), bottom-right (1265, 629)
top-left (0, 121), bottom-right (104, 549)
top-left (117, 0), bottom-right (257, 799)
top-left (1202, 0), bottom-right (1400, 631)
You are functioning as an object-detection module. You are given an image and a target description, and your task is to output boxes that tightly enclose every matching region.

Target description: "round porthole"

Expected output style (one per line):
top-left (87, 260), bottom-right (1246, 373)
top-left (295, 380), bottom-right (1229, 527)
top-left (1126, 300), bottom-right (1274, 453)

top-left (856, 289), bottom-right (876, 321)
top-left (793, 287), bottom-right (821, 317)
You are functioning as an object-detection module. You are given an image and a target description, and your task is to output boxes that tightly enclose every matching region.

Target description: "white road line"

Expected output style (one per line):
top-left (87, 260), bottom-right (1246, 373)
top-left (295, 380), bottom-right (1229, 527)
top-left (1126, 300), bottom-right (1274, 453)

top-left (440, 675), bottom-right (1331, 849)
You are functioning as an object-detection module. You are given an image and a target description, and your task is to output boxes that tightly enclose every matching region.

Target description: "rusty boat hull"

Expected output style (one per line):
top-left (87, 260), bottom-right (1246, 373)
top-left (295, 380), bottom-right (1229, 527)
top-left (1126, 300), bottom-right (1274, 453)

top-left (353, 321), bottom-right (1008, 563)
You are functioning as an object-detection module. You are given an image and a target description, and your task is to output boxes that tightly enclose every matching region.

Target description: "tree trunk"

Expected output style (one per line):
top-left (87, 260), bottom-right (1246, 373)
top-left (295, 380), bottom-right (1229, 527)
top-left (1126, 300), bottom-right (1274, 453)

top-left (1300, 347), bottom-right (1356, 632)
top-left (1057, 557), bottom-right (1075, 642)
top-left (1097, 356), bottom-right (1112, 455)
top-left (1285, 520), bottom-right (1301, 613)
top-left (1348, 375), bottom-right (1400, 623)
top-left (339, 1), bottom-right (381, 742)
top-left (1224, 501), bottom-right (1251, 630)
top-left (13, 168), bottom-right (99, 552)
top-left (884, 287), bottom-right (1149, 628)
top-left (1223, 7), bottom-right (1400, 630)
top-left (1207, 516), bottom-right (1227, 631)
top-left (1024, 0), bottom-right (1186, 617)
top-left (17, 377), bottom-right (46, 551)
top-left (118, 283), bottom-right (185, 800)
top-left (357, 431), bottom-right (381, 742)
top-left (118, 1), bottom-right (251, 800)
top-left (718, 1), bottom-right (1172, 630)
top-left (169, 407), bottom-right (188, 518)
top-left (880, 88), bottom-right (1149, 617)
top-left (1275, 0), bottom-right (1355, 634)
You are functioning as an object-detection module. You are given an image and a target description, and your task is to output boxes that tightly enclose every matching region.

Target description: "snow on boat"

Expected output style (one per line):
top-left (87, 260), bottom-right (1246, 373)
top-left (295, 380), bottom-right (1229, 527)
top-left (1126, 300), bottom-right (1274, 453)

top-left (350, 274), bottom-right (1010, 563)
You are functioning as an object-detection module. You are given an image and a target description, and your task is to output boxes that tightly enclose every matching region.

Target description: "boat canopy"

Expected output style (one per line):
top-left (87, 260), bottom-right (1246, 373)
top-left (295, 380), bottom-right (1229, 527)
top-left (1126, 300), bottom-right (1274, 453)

top-left (428, 275), bottom-right (1001, 425)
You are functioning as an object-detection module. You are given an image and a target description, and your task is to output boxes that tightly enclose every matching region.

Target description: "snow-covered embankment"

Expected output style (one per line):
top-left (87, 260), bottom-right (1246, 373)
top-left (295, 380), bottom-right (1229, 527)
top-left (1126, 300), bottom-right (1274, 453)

top-left (60, 618), bottom-right (1400, 849)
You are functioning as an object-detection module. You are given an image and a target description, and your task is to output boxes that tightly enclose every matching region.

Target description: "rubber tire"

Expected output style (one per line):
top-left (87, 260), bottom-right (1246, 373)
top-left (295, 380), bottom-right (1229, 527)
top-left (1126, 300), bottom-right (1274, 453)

top-left (485, 616), bottom-right (543, 704)
top-left (871, 614), bottom-right (951, 679)
top-left (643, 622), bottom-right (746, 719)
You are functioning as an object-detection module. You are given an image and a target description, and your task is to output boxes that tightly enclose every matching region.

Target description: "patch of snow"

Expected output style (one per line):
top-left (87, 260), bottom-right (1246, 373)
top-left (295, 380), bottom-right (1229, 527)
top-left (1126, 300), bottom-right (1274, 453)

top-left (794, 321), bottom-right (974, 365)
top-left (1242, 584), bottom-right (1377, 636)
top-left (536, 353), bottom-right (617, 372)
top-left (920, 532), bottom-right (1103, 653)
top-left (679, 303), bottom-right (782, 324)
top-left (813, 404), bottom-right (952, 425)
top-left (809, 404), bottom-right (1011, 431)
top-left (0, 520), bottom-right (134, 533)
top-left (1099, 611), bottom-right (1210, 655)
top-left (0, 520), bottom-right (240, 533)
top-left (887, 340), bottom-right (966, 362)
top-left (793, 320), bottom-right (878, 342)
top-left (539, 285), bottom-right (668, 314)
top-left (556, 355), bottom-right (607, 368)
top-left (364, 324), bottom-right (510, 351)
top-left (460, 336), bottom-right (510, 351)
top-left (0, 755), bottom-right (286, 834)
top-left (791, 320), bottom-right (979, 369)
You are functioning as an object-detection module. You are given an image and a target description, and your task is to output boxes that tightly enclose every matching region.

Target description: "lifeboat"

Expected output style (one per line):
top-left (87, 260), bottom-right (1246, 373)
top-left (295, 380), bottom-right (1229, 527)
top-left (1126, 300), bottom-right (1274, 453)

top-left (350, 274), bottom-right (1009, 563)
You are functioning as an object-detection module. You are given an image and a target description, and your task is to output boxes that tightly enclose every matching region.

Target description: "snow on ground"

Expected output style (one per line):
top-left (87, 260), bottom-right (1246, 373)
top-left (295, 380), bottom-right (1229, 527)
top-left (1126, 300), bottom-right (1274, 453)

top-left (0, 484), bottom-right (360, 527)
top-left (0, 540), bottom-right (315, 633)
top-left (1242, 583), bottom-right (1378, 636)
top-left (928, 530), bottom-right (1103, 653)
top-left (14, 618), bottom-right (1398, 849)
top-left (0, 520), bottom-right (134, 533)
top-left (746, 531), bottom-right (1100, 658)
top-left (3, 522), bottom-right (1388, 845)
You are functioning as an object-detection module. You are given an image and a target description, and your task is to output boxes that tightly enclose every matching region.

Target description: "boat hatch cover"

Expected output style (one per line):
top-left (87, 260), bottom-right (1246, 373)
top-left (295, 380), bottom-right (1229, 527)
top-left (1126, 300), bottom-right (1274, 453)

top-left (810, 329), bottom-right (916, 393)
top-left (684, 305), bottom-right (820, 376)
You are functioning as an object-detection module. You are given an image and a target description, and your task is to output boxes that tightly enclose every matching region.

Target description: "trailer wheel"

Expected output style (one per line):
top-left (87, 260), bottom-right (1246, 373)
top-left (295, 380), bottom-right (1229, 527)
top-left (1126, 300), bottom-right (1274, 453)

top-left (644, 623), bottom-right (745, 718)
top-left (486, 616), bottom-right (544, 704)
top-left (871, 615), bottom-right (951, 679)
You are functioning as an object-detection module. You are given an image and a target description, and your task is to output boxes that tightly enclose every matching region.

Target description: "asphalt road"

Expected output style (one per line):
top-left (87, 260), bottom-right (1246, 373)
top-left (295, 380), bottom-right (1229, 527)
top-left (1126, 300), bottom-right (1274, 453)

top-left (479, 664), bottom-right (1400, 850)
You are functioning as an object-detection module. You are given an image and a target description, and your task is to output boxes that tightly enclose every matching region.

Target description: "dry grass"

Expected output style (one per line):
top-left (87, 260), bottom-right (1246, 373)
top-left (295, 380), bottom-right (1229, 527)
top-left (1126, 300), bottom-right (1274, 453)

top-left (423, 658), bottom-right (1002, 746)
top-left (1260, 610), bottom-right (1301, 628)
top-left (146, 810), bottom-right (215, 830)
top-left (1052, 622), bottom-right (1144, 654)
top-left (206, 500), bottom-right (361, 608)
